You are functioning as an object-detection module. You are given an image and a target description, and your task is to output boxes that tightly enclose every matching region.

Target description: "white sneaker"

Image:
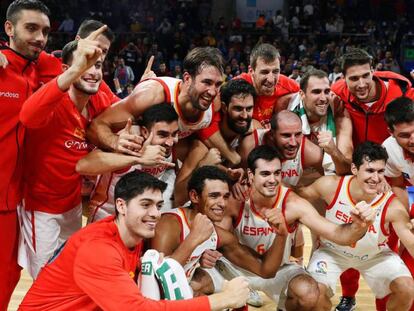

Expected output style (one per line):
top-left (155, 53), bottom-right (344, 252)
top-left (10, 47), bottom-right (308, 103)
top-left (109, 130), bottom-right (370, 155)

top-left (247, 289), bottom-right (263, 307)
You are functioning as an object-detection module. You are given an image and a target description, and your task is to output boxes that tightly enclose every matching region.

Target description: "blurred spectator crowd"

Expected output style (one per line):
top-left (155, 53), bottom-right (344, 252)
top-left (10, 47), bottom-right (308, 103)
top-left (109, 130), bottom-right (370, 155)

top-left (2, 0), bottom-right (413, 96)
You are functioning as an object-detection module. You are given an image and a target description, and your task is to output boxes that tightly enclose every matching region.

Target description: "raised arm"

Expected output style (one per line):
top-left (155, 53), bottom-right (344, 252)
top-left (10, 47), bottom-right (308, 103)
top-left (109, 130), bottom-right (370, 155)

top-left (87, 80), bottom-right (165, 154)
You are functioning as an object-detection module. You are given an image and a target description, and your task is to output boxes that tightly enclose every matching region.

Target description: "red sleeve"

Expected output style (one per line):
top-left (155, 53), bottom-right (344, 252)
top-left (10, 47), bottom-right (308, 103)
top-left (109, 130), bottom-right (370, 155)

top-left (100, 80), bottom-right (120, 104)
top-left (74, 240), bottom-right (211, 311)
top-left (36, 51), bottom-right (63, 84)
top-left (404, 87), bottom-right (414, 100)
top-left (197, 111), bottom-right (221, 140)
top-left (20, 77), bottom-right (66, 128)
top-left (278, 75), bottom-right (300, 93)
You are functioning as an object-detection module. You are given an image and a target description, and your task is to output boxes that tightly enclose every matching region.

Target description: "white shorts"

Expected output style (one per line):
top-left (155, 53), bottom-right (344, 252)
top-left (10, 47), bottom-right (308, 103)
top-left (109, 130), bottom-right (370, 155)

top-left (18, 204), bottom-right (82, 279)
top-left (215, 257), bottom-right (306, 303)
top-left (308, 248), bottom-right (413, 298)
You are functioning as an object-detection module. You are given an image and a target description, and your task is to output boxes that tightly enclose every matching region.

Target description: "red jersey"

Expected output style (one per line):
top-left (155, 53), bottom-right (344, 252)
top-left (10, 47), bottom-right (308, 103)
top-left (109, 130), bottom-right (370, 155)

top-left (19, 216), bottom-right (210, 311)
top-left (237, 73), bottom-right (299, 124)
top-left (331, 71), bottom-right (414, 145)
top-left (0, 48), bottom-right (37, 212)
top-left (20, 78), bottom-right (112, 214)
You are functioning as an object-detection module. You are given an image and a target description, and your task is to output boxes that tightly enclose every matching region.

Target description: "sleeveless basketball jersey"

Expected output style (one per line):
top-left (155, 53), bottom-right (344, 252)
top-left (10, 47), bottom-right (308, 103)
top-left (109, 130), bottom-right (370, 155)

top-left (152, 77), bottom-right (214, 139)
top-left (253, 129), bottom-right (304, 186)
top-left (319, 175), bottom-right (395, 260)
top-left (88, 154), bottom-right (175, 221)
top-left (162, 208), bottom-right (219, 280)
top-left (233, 186), bottom-right (295, 265)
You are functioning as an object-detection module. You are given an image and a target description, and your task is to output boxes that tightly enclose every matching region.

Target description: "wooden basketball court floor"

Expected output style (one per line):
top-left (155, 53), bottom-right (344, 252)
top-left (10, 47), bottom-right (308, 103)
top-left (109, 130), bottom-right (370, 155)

top-left (9, 227), bottom-right (376, 310)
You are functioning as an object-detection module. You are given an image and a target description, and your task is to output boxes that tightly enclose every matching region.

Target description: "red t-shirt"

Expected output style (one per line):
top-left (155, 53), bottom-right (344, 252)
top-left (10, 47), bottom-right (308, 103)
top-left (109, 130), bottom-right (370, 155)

top-left (20, 78), bottom-right (113, 214)
top-left (19, 216), bottom-right (210, 311)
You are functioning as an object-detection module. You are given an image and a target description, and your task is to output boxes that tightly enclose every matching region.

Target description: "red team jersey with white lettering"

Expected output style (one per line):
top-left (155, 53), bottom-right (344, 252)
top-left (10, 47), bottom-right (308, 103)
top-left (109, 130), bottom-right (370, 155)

top-left (253, 129), bottom-right (304, 186)
top-left (162, 208), bottom-right (219, 279)
top-left (234, 186), bottom-right (295, 263)
top-left (320, 176), bottom-right (395, 260)
top-left (151, 77), bottom-right (214, 139)
top-left (19, 78), bottom-right (112, 214)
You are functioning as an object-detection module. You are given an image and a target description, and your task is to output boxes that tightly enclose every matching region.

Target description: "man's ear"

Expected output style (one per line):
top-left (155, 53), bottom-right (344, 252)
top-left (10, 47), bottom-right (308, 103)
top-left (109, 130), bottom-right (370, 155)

top-left (248, 65), bottom-right (254, 74)
top-left (188, 189), bottom-right (199, 205)
top-left (221, 102), bottom-right (227, 113)
top-left (299, 89), bottom-right (305, 101)
top-left (247, 168), bottom-right (254, 184)
top-left (115, 198), bottom-right (127, 216)
top-left (61, 64), bottom-right (69, 72)
top-left (351, 163), bottom-right (358, 176)
top-left (387, 126), bottom-right (394, 137)
top-left (141, 126), bottom-right (149, 139)
top-left (74, 34), bottom-right (81, 40)
top-left (4, 21), bottom-right (14, 37)
top-left (182, 72), bottom-right (191, 84)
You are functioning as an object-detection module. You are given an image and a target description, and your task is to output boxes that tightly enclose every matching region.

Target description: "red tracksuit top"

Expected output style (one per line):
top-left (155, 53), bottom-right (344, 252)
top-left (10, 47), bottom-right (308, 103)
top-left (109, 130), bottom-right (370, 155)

top-left (331, 71), bottom-right (414, 146)
top-left (20, 78), bottom-right (112, 214)
top-left (0, 48), bottom-right (37, 212)
top-left (19, 216), bottom-right (210, 311)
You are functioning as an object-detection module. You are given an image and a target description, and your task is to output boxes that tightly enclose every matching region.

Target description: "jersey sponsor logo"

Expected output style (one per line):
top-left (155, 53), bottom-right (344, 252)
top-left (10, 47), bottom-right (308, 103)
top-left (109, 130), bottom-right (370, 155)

top-left (323, 241), bottom-right (370, 261)
top-left (335, 210), bottom-right (377, 233)
top-left (140, 165), bottom-right (169, 177)
top-left (0, 91), bottom-right (19, 99)
top-left (403, 172), bottom-right (410, 180)
top-left (242, 225), bottom-right (275, 236)
top-left (338, 200), bottom-right (347, 205)
top-left (141, 262), bottom-right (153, 275)
top-left (64, 140), bottom-right (89, 150)
top-left (281, 168), bottom-right (299, 179)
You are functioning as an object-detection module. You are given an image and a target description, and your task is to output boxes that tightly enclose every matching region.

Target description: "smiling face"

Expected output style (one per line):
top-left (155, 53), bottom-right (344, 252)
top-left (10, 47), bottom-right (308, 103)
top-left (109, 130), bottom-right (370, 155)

top-left (143, 120), bottom-right (179, 158)
top-left (249, 158), bottom-right (282, 198)
top-left (117, 188), bottom-right (164, 241)
top-left (301, 76), bottom-right (331, 122)
top-left (352, 158), bottom-right (386, 195)
top-left (191, 179), bottom-right (230, 222)
top-left (185, 65), bottom-right (223, 111)
top-left (5, 9), bottom-right (50, 60)
top-left (72, 59), bottom-right (103, 95)
top-left (250, 57), bottom-right (280, 96)
top-left (391, 121), bottom-right (414, 156)
top-left (272, 117), bottom-right (303, 160)
top-left (344, 63), bottom-right (376, 102)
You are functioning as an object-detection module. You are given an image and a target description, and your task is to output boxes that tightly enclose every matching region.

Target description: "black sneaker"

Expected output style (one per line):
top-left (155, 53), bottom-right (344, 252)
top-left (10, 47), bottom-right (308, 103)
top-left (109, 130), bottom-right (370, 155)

top-left (335, 296), bottom-right (356, 311)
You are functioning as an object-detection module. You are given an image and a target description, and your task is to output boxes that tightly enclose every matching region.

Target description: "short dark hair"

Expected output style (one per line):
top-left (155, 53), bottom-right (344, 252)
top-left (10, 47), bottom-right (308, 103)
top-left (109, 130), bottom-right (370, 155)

top-left (341, 48), bottom-right (373, 75)
top-left (250, 43), bottom-right (280, 70)
top-left (141, 104), bottom-right (178, 129)
top-left (187, 166), bottom-right (232, 195)
top-left (6, 0), bottom-right (50, 24)
top-left (114, 171), bottom-right (167, 217)
top-left (352, 141), bottom-right (388, 169)
top-left (61, 40), bottom-right (78, 65)
top-left (384, 97), bottom-right (414, 131)
top-left (247, 145), bottom-right (282, 172)
top-left (183, 47), bottom-right (224, 77)
top-left (77, 19), bottom-right (115, 43)
top-left (220, 79), bottom-right (256, 106)
top-left (300, 69), bottom-right (328, 91)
